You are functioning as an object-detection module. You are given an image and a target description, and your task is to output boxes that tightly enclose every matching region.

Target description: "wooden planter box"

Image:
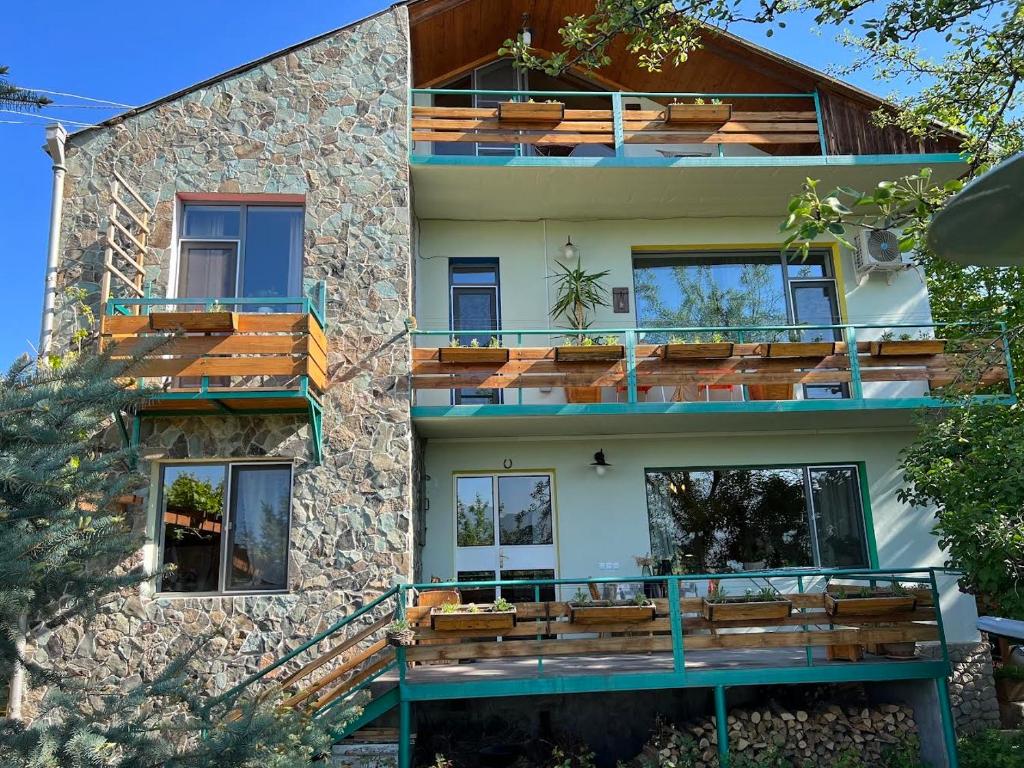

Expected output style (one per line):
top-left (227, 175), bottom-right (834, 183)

top-left (438, 347), bottom-right (509, 364)
top-left (701, 598), bottom-right (793, 622)
top-left (996, 677), bottom-right (1024, 703)
top-left (827, 644), bottom-right (865, 662)
top-left (430, 605), bottom-right (516, 632)
top-left (555, 345), bottom-right (625, 363)
top-left (498, 101), bottom-right (565, 123)
top-left (666, 103), bottom-right (733, 125)
top-left (569, 600), bottom-right (657, 625)
top-left (824, 593), bottom-right (917, 617)
top-left (149, 311), bottom-right (237, 332)
top-left (762, 341), bottom-right (836, 358)
top-left (869, 339), bottom-right (946, 357)
top-left (747, 383), bottom-right (794, 401)
top-left (663, 342), bottom-right (734, 360)
top-left (566, 387), bottom-right (602, 403)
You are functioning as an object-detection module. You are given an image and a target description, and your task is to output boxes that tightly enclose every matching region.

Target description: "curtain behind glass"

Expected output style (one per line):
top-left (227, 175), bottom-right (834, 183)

top-left (226, 465), bottom-right (291, 591)
top-left (178, 244), bottom-right (238, 301)
top-left (241, 207), bottom-right (304, 308)
top-left (810, 467), bottom-right (868, 566)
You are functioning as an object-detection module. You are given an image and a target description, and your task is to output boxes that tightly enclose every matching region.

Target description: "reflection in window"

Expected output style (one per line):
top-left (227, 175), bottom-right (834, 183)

top-left (159, 465), bottom-right (226, 593)
top-left (498, 475), bottom-right (553, 545)
top-left (158, 463), bottom-right (292, 594)
top-left (456, 476), bottom-right (495, 547)
top-left (644, 465), bottom-right (867, 573)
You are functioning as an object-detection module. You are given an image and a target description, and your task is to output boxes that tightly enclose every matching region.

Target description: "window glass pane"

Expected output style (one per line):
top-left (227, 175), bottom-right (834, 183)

top-left (633, 254), bottom-right (788, 337)
top-left (791, 282), bottom-right (841, 341)
top-left (810, 467), bottom-right (868, 567)
top-left (457, 570), bottom-right (496, 604)
top-left (183, 206), bottom-right (240, 238)
top-left (499, 569), bottom-right (556, 602)
top-left (178, 243), bottom-right (238, 300)
top-left (498, 476), bottom-right (553, 545)
top-left (645, 468), bottom-right (813, 573)
top-left (226, 465), bottom-right (291, 592)
top-left (160, 465), bottom-right (226, 593)
top-left (456, 476), bottom-right (495, 547)
top-left (450, 264), bottom-right (498, 285)
top-left (241, 207), bottom-right (303, 302)
top-left (787, 253), bottom-right (829, 278)
top-left (452, 287), bottom-right (498, 347)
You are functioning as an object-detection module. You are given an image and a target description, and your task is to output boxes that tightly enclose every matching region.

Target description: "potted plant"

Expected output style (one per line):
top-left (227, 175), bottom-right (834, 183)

top-left (555, 334), bottom-right (625, 362)
top-left (663, 332), bottom-right (734, 361)
top-left (385, 618), bottom-right (416, 648)
top-left (549, 260), bottom-right (612, 403)
top-left (760, 333), bottom-right (836, 358)
top-left (823, 583), bottom-right (918, 617)
top-left (701, 584), bottom-right (793, 621)
top-left (498, 98), bottom-right (565, 123)
top-left (439, 336), bottom-right (510, 364)
top-left (870, 331), bottom-right (947, 357)
top-left (430, 597), bottom-right (517, 632)
top-left (568, 590), bottom-right (657, 625)
top-left (665, 98), bottom-right (733, 125)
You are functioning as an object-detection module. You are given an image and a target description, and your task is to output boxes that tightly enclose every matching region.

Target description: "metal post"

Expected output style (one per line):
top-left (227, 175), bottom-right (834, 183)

top-left (715, 686), bottom-right (730, 767)
top-left (935, 677), bottom-right (960, 768)
top-left (625, 330), bottom-right (638, 404)
top-left (668, 578), bottom-right (685, 673)
top-left (812, 90), bottom-right (828, 157)
top-left (535, 583), bottom-right (543, 675)
top-left (399, 696), bottom-right (412, 768)
top-left (846, 325), bottom-right (864, 400)
top-left (611, 92), bottom-right (625, 157)
top-left (798, 576), bottom-right (812, 666)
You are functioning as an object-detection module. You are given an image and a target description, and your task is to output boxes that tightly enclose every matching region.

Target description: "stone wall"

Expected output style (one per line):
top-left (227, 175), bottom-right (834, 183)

top-left (27, 7), bottom-right (414, 711)
top-left (919, 641), bottom-right (1000, 734)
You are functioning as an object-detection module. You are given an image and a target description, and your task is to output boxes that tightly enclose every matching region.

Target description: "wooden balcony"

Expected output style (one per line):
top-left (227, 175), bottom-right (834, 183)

top-left (412, 89), bottom-right (825, 160)
top-left (101, 295), bottom-right (328, 461)
top-left (410, 324), bottom-right (1012, 419)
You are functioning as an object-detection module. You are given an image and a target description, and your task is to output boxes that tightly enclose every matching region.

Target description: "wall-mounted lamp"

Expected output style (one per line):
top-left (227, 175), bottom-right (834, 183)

top-left (520, 13), bottom-right (533, 47)
top-left (560, 236), bottom-right (580, 264)
top-left (591, 449), bottom-right (612, 477)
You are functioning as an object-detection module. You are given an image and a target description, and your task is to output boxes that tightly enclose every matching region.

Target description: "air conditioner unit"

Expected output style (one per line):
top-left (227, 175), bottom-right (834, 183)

top-left (853, 229), bottom-right (906, 275)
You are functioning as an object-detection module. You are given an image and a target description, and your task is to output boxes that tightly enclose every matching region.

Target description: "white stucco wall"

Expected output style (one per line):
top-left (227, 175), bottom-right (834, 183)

top-left (420, 429), bottom-right (979, 643)
top-left (413, 216), bottom-right (935, 405)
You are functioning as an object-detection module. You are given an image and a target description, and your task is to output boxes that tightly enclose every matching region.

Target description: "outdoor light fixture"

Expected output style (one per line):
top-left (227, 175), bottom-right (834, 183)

top-left (560, 236), bottom-right (580, 264)
top-left (591, 449), bottom-right (612, 477)
top-left (520, 13), bottom-right (533, 47)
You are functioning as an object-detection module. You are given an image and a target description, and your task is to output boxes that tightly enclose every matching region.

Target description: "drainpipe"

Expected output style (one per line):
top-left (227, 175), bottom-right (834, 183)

top-left (38, 123), bottom-right (67, 359)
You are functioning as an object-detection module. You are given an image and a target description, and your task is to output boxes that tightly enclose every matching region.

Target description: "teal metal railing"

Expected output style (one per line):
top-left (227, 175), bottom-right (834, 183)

top-left (410, 88), bottom-right (827, 159)
top-left (411, 321), bottom-right (1015, 408)
top-left (218, 567), bottom-right (960, 767)
top-left (105, 279), bottom-right (328, 330)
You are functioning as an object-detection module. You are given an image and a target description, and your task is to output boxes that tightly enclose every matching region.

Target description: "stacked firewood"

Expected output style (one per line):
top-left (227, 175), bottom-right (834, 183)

top-left (633, 703), bottom-right (917, 767)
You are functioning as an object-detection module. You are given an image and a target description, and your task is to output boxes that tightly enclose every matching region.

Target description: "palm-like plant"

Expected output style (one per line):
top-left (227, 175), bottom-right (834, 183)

top-left (550, 261), bottom-right (610, 343)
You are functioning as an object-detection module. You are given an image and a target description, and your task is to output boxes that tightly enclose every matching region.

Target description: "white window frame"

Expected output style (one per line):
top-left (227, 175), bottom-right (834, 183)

top-left (155, 460), bottom-right (295, 597)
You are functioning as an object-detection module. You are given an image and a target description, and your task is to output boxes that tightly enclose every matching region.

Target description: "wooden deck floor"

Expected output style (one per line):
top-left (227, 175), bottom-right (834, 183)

top-left (398, 648), bottom-right (920, 684)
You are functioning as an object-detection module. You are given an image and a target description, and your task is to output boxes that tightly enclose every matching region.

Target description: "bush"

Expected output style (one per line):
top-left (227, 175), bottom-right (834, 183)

top-left (959, 730), bottom-right (1024, 768)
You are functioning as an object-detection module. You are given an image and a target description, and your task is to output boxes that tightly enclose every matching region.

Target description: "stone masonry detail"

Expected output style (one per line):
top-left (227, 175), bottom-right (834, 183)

top-left (920, 641), bottom-right (1000, 734)
top-left (28, 8), bottom-right (413, 710)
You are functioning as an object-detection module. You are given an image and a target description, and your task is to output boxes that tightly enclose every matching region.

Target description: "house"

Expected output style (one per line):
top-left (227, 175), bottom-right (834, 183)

top-left (28, 0), bottom-right (1011, 765)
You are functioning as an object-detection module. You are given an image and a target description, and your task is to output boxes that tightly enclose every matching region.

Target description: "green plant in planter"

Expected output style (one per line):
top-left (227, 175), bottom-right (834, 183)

top-left (439, 602), bottom-right (460, 614)
top-left (493, 597), bottom-right (514, 612)
top-left (448, 337), bottom-right (462, 348)
top-left (600, 334), bottom-right (620, 346)
top-left (387, 618), bottom-right (411, 632)
top-left (550, 261), bottom-right (610, 344)
top-left (571, 588), bottom-right (591, 604)
top-left (488, 336), bottom-right (502, 348)
top-left (706, 582), bottom-right (728, 603)
top-left (632, 591), bottom-right (650, 606)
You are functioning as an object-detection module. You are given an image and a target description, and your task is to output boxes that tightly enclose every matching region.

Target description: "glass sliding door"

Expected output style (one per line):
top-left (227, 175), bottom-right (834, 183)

top-left (644, 464), bottom-right (868, 572)
top-left (790, 279), bottom-right (846, 399)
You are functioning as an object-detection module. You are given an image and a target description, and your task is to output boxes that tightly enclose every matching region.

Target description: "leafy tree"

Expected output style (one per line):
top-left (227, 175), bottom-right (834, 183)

top-left (0, 348), bottom-right (333, 764)
top-left (457, 492), bottom-right (495, 546)
top-left (0, 67), bottom-right (50, 110)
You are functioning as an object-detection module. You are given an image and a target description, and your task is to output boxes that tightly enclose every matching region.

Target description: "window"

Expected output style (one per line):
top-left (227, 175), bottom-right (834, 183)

top-left (450, 259), bottom-right (501, 405)
top-left (178, 203), bottom-right (303, 305)
top-left (644, 464), bottom-right (868, 573)
top-left (157, 462), bottom-right (293, 594)
top-left (634, 250), bottom-right (845, 398)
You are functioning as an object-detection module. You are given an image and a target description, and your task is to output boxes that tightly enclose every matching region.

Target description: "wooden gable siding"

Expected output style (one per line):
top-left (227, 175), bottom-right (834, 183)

top-left (407, 0), bottom-right (962, 157)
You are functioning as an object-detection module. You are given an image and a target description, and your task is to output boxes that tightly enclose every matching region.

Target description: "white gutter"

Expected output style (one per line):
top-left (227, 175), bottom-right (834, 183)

top-left (38, 123), bottom-right (67, 359)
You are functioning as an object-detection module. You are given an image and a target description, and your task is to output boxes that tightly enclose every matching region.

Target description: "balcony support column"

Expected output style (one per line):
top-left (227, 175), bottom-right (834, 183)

top-left (398, 695), bottom-right (412, 768)
top-left (714, 685), bottom-right (730, 767)
top-left (935, 677), bottom-right (960, 768)
top-left (611, 92), bottom-right (625, 157)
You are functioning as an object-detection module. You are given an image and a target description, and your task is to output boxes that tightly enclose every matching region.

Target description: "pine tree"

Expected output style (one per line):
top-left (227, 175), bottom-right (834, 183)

top-left (0, 67), bottom-right (50, 110)
top-left (0, 346), bottom-right (333, 765)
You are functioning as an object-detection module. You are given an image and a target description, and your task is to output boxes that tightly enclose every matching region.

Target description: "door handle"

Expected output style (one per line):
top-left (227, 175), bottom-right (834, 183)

top-left (498, 549), bottom-right (508, 568)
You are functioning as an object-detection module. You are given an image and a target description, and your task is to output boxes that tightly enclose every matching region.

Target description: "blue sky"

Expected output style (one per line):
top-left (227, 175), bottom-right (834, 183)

top-left (0, 1), bottom-right (918, 365)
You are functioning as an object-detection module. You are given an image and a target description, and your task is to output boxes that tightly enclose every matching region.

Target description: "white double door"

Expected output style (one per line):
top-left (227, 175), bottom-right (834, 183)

top-left (454, 473), bottom-right (556, 602)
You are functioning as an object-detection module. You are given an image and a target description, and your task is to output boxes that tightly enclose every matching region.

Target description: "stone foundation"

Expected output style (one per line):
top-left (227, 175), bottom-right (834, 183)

top-left (918, 641), bottom-right (1000, 733)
